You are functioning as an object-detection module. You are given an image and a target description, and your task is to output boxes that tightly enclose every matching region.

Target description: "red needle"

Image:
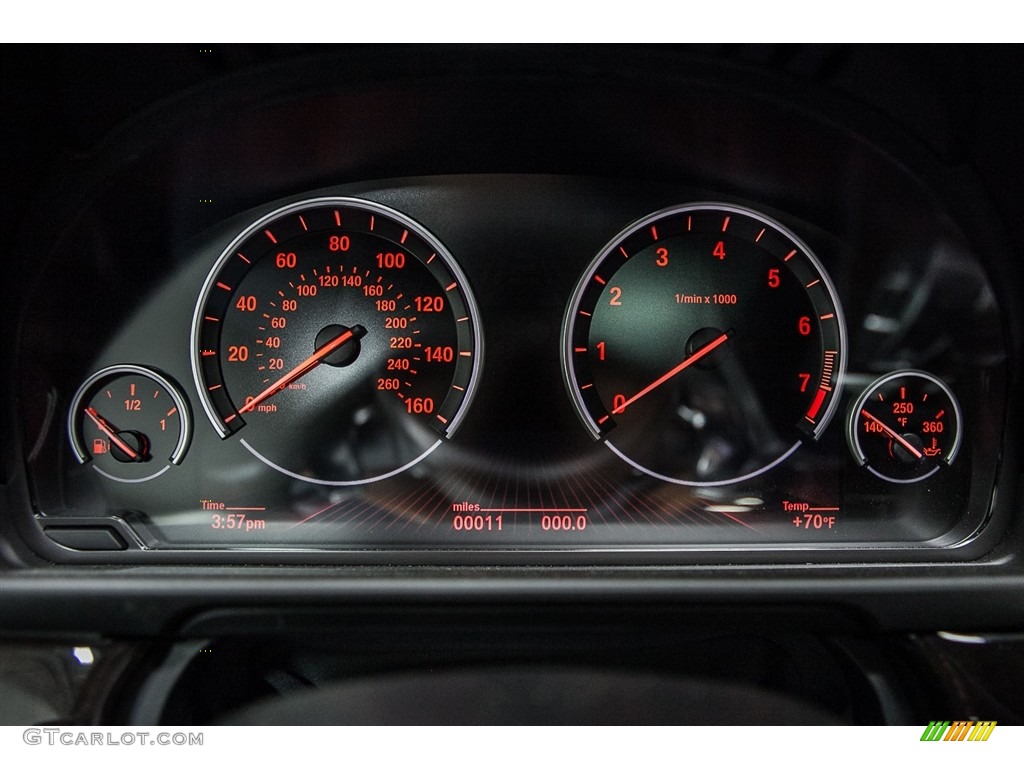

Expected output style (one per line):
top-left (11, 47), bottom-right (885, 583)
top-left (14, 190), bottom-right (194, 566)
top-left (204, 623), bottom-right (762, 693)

top-left (860, 409), bottom-right (924, 460)
top-left (612, 331), bottom-right (730, 415)
top-left (84, 407), bottom-right (140, 461)
top-left (239, 326), bottom-right (362, 415)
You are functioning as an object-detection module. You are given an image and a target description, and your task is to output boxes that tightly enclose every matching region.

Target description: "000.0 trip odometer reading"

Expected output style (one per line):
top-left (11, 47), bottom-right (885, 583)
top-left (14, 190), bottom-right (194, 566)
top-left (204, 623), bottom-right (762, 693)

top-left (192, 197), bottom-right (483, 486)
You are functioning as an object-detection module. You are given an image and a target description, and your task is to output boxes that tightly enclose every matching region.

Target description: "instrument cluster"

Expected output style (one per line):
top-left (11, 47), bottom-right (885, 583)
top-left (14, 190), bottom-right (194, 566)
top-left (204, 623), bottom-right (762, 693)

top-left (6, 49), bottom-right (1015, 564)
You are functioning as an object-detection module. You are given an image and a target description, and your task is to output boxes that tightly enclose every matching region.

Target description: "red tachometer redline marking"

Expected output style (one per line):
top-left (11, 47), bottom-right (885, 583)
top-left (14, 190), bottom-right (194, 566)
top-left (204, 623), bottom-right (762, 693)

top-left (84, 407), bottom-right (139, 461)
top-left (612, 332), bottom-right (730, 415)
top-left (264, 229), bottom-right (277, 244)
top-left (860, 409), bottom-right (923, 459)
top-left (805, 387), bottom-right (827, 420)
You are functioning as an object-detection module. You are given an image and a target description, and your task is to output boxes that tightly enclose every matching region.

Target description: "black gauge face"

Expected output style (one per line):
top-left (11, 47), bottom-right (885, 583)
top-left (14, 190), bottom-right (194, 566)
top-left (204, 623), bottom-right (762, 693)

top-left (68, 366), bottom-right (191, 483)
top-left (847, 370), bottom-right (963, 483)
top-left (192, 198), bottom-right (483, 485)
top-left (563, 203), bottom-right (846, 486)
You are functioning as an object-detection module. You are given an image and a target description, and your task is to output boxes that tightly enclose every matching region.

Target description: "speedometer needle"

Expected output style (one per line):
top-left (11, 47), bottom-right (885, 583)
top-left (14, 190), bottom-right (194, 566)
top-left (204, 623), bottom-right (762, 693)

top-left (860, 409), bottom-right (924, 460)
top-left (84, 407), bottom-right (141, 461)
top-left (612, 331), bottom-right (731, 415)
top-left (240, 325), bottom-right (367, 415)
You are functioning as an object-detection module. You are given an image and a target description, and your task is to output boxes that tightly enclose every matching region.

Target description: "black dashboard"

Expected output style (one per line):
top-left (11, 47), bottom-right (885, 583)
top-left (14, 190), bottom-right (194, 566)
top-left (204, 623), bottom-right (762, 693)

top-left (1, 45), bottom-right (1022, 725)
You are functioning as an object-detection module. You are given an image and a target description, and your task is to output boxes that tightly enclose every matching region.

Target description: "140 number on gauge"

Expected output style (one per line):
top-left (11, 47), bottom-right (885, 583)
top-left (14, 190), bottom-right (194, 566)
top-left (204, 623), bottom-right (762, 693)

top-left (192, 197), bottom-right (483, 485)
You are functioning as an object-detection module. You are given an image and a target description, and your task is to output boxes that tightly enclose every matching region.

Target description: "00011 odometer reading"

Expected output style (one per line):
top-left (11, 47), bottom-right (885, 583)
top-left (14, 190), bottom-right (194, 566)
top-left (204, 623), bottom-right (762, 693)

top-left (562, 203), bottom-right (846, 487)
top-left (192, 197), bottom-right (482, 485)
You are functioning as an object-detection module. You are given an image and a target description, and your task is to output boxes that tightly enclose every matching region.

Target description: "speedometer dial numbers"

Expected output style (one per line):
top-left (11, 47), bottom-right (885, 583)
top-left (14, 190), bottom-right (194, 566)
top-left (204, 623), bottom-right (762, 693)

top-left (562, 203), bottom-right (847, 486)
top-left (192, 198), bottom-right (483, 486)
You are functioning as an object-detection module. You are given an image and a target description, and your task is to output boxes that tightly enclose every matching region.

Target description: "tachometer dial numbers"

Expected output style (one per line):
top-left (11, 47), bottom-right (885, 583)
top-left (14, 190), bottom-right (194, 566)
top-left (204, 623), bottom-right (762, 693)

top-left (846, 370), bottom-right (962, 483)
top-left (67, 365), bottom-right (191, 483)
top-left (562, 203), bottom-right (847, 486)
top-left (192, 197), bottom-right (483, 486)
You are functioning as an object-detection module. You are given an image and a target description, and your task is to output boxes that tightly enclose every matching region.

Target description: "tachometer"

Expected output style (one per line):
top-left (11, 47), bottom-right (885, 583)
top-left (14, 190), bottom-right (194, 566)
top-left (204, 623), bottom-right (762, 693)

top-left (562, 203), bottom-right (846, 486)
top-left (192, 197), bottom-right (483, 485)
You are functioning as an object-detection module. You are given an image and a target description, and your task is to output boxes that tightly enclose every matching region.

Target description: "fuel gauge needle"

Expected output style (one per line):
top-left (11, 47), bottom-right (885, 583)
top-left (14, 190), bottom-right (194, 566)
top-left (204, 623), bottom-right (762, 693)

top-left (612, 331), bottom-right (731, 414)
top-left (860, 409), bottom-right (923, 460)
top-left (84, 407), bottom-right (141, 461)
top-left (240, 324), bottom-right (366, 415)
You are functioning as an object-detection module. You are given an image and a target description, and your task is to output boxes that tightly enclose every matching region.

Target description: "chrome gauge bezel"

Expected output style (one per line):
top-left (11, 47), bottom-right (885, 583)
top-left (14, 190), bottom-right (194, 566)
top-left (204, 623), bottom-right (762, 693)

top-left (190, 196), bottom-right (485, 487)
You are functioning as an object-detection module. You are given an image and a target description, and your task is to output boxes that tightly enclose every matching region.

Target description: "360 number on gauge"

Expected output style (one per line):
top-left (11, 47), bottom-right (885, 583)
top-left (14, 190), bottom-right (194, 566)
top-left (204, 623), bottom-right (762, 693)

top-left (562, 203), bottom-right (847, 486)
top-left (192, 197), bottom-right (483, 485)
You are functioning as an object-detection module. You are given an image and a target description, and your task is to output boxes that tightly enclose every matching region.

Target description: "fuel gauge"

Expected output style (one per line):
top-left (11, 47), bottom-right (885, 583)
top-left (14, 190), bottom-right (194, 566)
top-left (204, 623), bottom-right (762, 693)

top-left (68, 365), bottom-right (191, 483)
top-left (847, 370), bottom-right (962, 484)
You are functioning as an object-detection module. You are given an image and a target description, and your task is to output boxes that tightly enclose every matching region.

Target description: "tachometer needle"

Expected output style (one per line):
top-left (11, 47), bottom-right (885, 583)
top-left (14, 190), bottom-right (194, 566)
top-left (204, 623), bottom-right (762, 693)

top-left (612, 331), bottom-right (731, 415)
top-left (84, 407), bottom-right (141, 461)
top-left (860, 409), bottom-right (924, 460)
top-left (240, 325), bottom-right (366, 415)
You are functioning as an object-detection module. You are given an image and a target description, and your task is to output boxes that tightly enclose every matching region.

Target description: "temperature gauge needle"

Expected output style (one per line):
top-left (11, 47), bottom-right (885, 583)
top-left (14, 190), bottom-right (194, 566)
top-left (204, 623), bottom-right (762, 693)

top-left (860, 409), bottom-right (924, 460)
top-left (240, 325), bottom-right (366, 414)
top-left (84, 407), bottom-right (141, 461)
top-left (612, 331), bottom-right (731, 414)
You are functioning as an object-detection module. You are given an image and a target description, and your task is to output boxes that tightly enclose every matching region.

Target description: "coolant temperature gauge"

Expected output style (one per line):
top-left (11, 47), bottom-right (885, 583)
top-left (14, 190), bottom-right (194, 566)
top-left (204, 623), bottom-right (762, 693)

top-left (68, 365), bottom-right (191, 483)
top-left (847, 370), bottom-right (962, 484)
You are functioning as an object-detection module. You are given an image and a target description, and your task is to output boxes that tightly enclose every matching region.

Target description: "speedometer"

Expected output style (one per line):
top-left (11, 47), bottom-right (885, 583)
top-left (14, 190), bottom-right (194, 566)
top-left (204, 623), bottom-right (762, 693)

top-left (192, 197), bottom-right (483, 485)
top-left (562, 203), bottom-right (847, 486)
